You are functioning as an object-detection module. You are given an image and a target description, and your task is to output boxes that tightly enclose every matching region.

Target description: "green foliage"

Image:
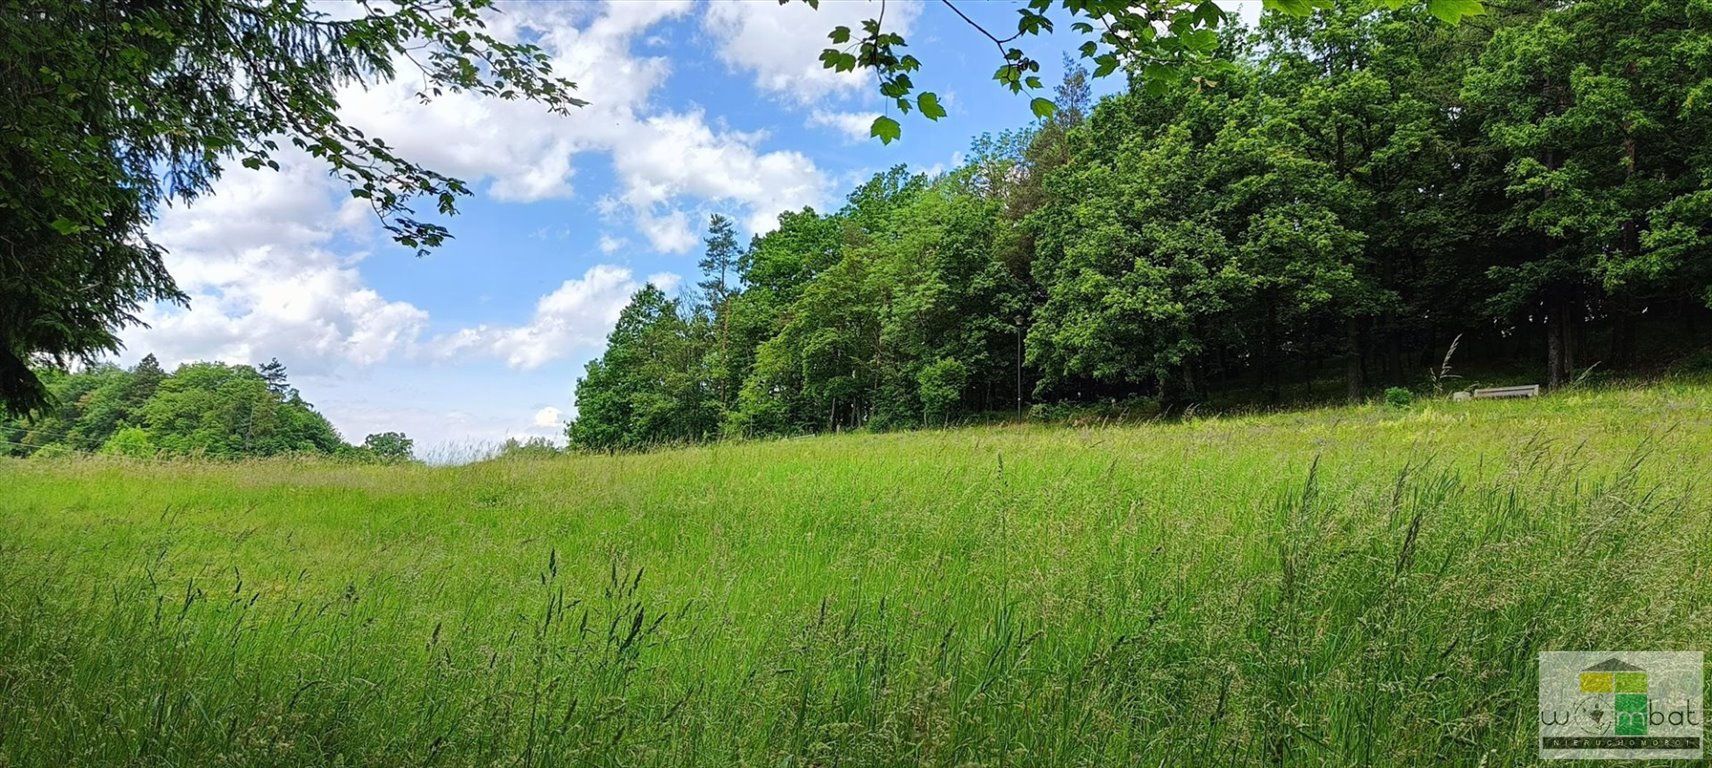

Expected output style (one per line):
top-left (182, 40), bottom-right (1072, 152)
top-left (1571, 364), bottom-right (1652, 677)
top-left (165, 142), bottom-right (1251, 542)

top-left (0, 0), bottom-right (582, 415)
top-left (1462, 0), bottom-right (1712, 384)
top-left (803, 0), bottom-right (1482, 141)
top-left (98, 426), bottom-right (155, 458)
top-left (869, 115), bottom-right (902, 145)
top-left (564, 2), bottom-right (1712, 450)
top-left (142, 363), bottom-right (341, 457)
top-left (362, 432), bottom-right (415, 463)
top-left (0, 356), bottom-right (362, 459)
top-left (567, 285), bottom-right (718, 451)
top-left (1384, 386), bottom-right (1415, 408)
top-left (26, 443), bottom-right (73, 460)
top-left (917, 358), bottom-right (970, 424)
top-left (1426, 0), bottom-right (1486, 24)
top-left (493, 436), bottom-right (561, 460)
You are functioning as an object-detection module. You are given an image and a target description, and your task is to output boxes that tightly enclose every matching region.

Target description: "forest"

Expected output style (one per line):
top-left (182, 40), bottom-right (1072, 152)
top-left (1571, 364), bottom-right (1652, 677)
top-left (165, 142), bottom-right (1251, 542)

top-left (0, 356), bottom-right (414, 461)
top-left (568, 0), bottom-right (1712, 450)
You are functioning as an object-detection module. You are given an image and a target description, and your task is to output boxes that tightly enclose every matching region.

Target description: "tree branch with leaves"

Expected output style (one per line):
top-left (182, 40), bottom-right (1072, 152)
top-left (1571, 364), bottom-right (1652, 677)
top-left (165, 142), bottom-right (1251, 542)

top-left (791, 0), bottom-right (1484, 143)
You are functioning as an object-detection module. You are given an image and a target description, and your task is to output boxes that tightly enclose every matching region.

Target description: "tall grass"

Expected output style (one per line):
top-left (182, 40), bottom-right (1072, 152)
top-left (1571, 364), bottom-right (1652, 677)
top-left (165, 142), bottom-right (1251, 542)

top-left (2, 384), bottom-right (1710, 766)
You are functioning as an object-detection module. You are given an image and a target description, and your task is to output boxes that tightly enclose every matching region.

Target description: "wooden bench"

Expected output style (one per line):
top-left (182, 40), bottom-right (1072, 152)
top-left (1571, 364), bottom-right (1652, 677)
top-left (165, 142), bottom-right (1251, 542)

top-left (1470, 384), bottom-right (1541, 400)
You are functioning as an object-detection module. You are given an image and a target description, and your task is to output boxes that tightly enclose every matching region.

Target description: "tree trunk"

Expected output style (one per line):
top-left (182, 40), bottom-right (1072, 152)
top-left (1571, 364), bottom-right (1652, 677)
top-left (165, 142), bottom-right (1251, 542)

top-left (1387, 323), bottom-right (1404, 386)
top-left (1611, 308), bottom-right (1635, 368)
top-left (1265, 305), bottom-right (1281, 404)
top-left (1345, 318), bottom-right (1363, 403)
top-left (1546, 303), bottom-right (1566, 389)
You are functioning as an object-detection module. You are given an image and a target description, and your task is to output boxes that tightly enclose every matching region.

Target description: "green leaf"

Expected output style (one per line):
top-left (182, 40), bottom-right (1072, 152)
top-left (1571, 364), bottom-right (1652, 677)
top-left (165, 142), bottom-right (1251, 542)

top-left (1262, 0), bottom-right (1322, 15)
top-left (870, 115), bottom-right (901, 144)
top-left (819, 49), bottom-right (858, 72)
top-left (1194, 1), bottom-right (1226, 26)
top-left (1143, 63), bottom-right (1179, 87)
top-left (829, 25), bottom-right (850, 44)
top-left (1425, 0), bottom-right (1485, 24)
top-left (1182, 28), bottom-right (1218, 53)
top-left (917, 92), bottom-right (947, 121)
top-left (1030, 97), bottom-right (1056, 119)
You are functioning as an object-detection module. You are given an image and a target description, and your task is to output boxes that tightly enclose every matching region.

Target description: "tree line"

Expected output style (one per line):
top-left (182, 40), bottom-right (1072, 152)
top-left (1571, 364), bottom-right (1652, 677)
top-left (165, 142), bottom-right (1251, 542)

top-left (568, 0), bottom-right (1712, 451)
top-left (0, 355), bottom-right (415, 462)
top-left (3, 0), bottom-right (1468, 419)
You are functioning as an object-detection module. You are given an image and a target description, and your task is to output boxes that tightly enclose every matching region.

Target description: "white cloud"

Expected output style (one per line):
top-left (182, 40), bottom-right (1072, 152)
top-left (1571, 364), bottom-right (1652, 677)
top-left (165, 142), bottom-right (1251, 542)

top-left (432, 264), bottom-right (670, 370)
top-left (704, 0), bottom-right (922, 105)
top-left (333, 0), bottom-right (829, 246)
top-left (532, 406), bottom-right (565, 428)
top-left (122, 154), bottom-right (428, 374)
top-left (337, 79), bottom-right (581, 203)
top-left (808, 109), bottom-right (880, 142)
top-left (614, 110), bottom-right (829, 237)
top-left (597, 233), bottom-right (630, 254)
top-left (635, 208), bottom-right (697, 253)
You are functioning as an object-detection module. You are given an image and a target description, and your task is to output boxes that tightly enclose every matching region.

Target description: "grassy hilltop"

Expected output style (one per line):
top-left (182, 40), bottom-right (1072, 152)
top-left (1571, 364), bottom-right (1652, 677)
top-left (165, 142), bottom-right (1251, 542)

top-left (2, 383), bottom-right (1710, 767)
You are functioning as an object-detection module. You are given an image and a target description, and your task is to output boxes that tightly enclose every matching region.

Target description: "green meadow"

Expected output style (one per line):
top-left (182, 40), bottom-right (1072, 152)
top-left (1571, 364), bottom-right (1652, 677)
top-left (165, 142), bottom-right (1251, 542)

top-left (3, 384), bottom-right (1710, 767)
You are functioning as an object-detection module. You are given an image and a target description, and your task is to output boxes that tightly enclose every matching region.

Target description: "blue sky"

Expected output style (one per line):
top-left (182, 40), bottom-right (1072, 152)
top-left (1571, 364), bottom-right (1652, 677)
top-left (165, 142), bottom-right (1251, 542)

top-left (115, 0), bottom-right (1262, 458)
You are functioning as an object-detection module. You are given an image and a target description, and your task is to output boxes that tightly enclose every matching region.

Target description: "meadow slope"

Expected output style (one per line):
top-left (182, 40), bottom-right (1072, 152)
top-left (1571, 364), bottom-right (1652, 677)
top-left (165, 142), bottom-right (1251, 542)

top-left (2, 384), bottom-right (1711, 767)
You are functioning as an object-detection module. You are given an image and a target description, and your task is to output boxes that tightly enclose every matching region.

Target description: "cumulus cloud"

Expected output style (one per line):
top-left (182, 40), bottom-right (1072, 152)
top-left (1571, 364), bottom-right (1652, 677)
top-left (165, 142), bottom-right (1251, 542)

top-left (431, 265), bottom-right (675, 370)
top-left (704, 0), bottom-right (922, 105)
top-left (334, 0), bottom-right (829, 246)
top-left (634, 207), bottom-right (698, 253)
top-left (808, 109), bottom-right (881, 142)
top-left (597, 233), bottom-right (630, 254)
top-left (610, 111), bottom-right (828, 241)
top-left (131, 1), bottom-right (831, 366)
top-left (532, 406), bottom-right (565, 428)
top-left (122, 154), bottom-right (428, 374)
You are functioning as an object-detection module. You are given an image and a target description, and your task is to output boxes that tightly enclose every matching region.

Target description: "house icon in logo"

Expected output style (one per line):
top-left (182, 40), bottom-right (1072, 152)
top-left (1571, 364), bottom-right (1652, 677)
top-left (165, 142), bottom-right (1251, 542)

top-left (1580, 658), bottom-right (1648, 736)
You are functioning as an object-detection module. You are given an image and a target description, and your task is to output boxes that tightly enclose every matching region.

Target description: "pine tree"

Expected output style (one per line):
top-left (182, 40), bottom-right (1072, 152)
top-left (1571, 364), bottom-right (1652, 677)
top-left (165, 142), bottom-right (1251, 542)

top-left (258, 357), bottom-right (296, 400)
top-left (700, 215), bottom-right (741, 412)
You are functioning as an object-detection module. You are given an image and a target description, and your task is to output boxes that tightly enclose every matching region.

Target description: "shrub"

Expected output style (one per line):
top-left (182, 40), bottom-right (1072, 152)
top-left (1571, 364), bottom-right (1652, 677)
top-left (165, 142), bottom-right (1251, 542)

top-left (28, 443), bottom-right (74, 460)
top-left (917, 358), bottom-right (969, 426)
top-left (1027, 402), bottom-right (1074, 422)
top-left (495, 436), bottom-right (561, 459)
top-left (99, 426), bottom-right (155, 458)
top-left (1672, 349), bottom-right (1712, 376)
top-left (1385, 387), bottom-right (1415, 408)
